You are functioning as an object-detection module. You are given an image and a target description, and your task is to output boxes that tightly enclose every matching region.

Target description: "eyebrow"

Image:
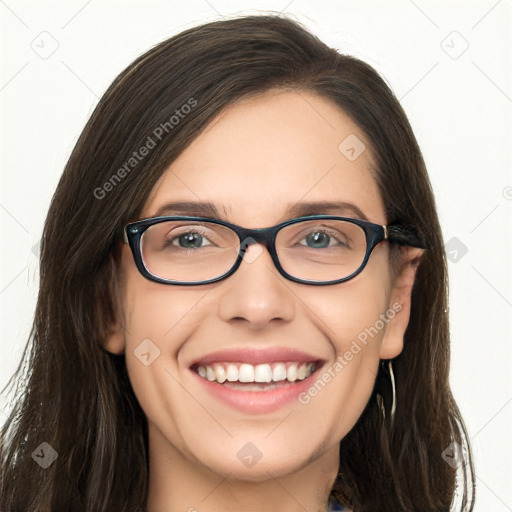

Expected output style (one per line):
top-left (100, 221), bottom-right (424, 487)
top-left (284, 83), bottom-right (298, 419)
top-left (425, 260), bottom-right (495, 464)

top-left (152, 200), bottom-right (369, 223)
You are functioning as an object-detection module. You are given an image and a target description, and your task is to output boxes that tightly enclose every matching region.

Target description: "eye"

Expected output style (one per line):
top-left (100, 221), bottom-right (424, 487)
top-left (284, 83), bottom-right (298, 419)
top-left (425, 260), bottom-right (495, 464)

top-left (298, 229), bottom-right (349, 249)
top-left (167, 230), bottom-right (214, 250)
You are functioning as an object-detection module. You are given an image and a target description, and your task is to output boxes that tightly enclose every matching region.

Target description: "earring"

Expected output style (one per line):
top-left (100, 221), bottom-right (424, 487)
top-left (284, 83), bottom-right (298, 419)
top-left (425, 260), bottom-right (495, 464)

top-left (376, 360), bottom-right (396, 426)
top-left (388, 360), bottom-right (396, 422)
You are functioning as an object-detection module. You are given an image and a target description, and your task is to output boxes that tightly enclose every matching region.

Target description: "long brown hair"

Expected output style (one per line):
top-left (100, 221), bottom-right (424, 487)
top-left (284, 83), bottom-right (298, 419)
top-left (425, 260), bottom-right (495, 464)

top-left (1, 14), bottom-right (475, 511)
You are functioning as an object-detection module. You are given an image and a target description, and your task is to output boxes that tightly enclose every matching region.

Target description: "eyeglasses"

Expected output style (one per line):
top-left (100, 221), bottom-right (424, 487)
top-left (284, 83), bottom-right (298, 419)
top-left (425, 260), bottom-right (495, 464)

top-left (124, 215), bottom-right (425, 286)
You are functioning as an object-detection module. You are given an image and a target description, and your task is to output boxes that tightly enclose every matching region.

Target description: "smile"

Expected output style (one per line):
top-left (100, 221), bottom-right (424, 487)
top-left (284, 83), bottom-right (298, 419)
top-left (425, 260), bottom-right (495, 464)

top-left (188, 347), bottom-right (324, 413)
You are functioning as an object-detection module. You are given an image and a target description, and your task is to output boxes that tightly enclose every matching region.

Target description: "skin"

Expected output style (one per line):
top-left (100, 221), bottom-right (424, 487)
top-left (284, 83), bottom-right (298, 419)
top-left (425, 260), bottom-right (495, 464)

top-left (105, 90), bottom-right (423, 512)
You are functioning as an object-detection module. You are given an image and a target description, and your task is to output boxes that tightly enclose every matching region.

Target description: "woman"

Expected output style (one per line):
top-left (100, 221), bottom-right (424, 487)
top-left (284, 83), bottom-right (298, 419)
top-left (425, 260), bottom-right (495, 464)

top-left (0, 14), bottom-right (475, 512)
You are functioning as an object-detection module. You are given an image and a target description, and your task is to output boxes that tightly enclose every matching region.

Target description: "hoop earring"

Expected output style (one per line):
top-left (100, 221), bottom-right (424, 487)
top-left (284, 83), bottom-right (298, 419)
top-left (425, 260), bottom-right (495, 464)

top-left (388, 360), bottom-right (396, 422)
top-left (376, 360), bottom-right (396, 426)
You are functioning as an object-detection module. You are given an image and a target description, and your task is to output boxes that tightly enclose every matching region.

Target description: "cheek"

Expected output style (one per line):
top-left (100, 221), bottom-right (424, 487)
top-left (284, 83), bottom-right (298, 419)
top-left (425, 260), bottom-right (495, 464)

top-left (124, 284), bottom-right (202, 346)
top-left (306, 246), bottom-right (393, 354)
top-left (119, 257), bottom-right (211, 413)
top-left (295, 250), bottom-right (393, 432)
top-left (119, 246), bottom-right (210, 350)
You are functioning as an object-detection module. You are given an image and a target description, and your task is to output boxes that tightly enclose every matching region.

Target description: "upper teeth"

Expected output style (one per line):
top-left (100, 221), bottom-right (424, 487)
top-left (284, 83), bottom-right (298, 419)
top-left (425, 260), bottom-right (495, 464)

top-left (196, 362), bottom-right (315, 384)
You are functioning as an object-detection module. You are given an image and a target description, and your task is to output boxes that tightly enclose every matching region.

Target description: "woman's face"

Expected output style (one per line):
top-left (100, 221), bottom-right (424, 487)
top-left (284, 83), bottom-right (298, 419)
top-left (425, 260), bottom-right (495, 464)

top-left (107, 90), bottom-right (413, 481)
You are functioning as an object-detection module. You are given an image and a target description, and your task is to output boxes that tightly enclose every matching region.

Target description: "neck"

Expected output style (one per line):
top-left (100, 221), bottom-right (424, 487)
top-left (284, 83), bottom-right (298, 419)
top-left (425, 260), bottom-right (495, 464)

top-left (145, 422), bottom-right (340, 512)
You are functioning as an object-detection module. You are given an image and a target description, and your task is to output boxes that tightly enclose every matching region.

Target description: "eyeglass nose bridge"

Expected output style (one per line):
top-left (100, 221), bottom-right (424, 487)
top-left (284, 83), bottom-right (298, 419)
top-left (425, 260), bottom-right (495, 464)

top-left (234, 225), bottom-right (281, 264)
top-left (229, 225), bottom-right (296, 285)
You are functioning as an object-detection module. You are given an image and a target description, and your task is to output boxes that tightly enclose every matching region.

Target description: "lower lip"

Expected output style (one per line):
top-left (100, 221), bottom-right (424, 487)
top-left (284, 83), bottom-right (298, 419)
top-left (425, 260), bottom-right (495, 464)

top-left (190, 366), bottom-right (321, 414)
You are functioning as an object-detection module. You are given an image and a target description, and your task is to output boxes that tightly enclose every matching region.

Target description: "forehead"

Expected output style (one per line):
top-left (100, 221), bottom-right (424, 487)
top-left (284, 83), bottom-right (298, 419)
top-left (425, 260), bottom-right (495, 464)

top-left (143, 90), bottom-right (385, 226)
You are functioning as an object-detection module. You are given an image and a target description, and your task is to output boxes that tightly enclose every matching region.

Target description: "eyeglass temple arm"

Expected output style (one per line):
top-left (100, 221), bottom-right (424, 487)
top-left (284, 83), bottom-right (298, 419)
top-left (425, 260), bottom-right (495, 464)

top-left (386, 224), bottom-right (425, 249)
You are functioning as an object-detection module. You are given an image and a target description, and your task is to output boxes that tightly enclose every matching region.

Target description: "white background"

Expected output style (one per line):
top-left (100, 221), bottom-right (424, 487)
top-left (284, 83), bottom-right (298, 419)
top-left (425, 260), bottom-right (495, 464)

top-left (1, 1), bottom-right (511, 510)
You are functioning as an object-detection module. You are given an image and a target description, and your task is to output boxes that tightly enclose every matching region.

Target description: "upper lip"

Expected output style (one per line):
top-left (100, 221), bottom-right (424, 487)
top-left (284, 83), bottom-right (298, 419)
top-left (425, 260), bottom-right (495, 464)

top-left (190, 347), bottom-right (324, 368)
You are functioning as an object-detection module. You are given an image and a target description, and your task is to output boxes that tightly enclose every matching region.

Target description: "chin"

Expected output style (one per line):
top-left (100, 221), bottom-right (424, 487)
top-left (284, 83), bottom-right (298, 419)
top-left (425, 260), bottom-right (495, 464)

top-left (197, 446), bottom-right (315, 483)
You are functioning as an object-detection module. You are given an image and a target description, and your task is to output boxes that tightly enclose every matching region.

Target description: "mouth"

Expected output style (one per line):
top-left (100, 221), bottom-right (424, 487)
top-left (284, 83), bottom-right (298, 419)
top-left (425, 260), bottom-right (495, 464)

top-left (188, 348), bottom-right (325, 414)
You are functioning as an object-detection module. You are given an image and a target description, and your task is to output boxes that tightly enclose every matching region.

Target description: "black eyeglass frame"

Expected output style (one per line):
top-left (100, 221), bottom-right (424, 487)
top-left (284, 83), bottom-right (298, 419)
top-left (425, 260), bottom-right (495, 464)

top-left (124, 215), bottom-right (425, 286)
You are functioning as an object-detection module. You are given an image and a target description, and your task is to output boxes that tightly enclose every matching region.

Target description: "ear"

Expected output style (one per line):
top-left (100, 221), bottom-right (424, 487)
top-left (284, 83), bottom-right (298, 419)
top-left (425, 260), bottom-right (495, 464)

top-left (379, 247), bottom-right (424, 359)
top-left (101, 242), bottom-right (126, 355)
top-left (103, 325), bottom-right (125, 355)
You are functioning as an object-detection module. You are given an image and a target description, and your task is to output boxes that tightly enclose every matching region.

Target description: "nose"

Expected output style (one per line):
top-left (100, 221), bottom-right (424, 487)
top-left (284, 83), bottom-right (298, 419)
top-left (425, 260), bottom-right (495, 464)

top-left (216, 242), bottom-right (296, 330)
